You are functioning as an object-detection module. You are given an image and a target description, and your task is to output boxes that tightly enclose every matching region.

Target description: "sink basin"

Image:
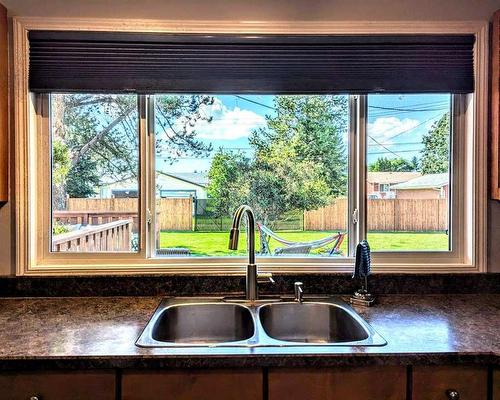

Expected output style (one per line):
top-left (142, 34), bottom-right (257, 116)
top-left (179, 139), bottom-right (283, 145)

top-left (136, 297), bottom-right (386, 348)
top-left (138, 302), bottom-right (255, 346)
top-left (259, 302), bottom-right (369, 343)
top-left (136, 299), bottom-right (255, 347)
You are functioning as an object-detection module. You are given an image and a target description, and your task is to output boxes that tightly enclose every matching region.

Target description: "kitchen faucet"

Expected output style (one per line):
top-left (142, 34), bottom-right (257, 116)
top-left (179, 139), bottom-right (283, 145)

top-left (228, 205), bottom-right (259, 301)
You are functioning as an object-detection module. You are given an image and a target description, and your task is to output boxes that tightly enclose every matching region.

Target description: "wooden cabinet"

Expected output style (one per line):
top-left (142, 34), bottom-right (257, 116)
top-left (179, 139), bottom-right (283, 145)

top-left (268, 366), bottom-right (406, 400)
top-left (122, 369), bottom-right (263, 400)
top-left (0, 365), bottom-right (491, 399)
top-left (0, 3), bottom-right (7, 203)
top-left (493, 369), bottom-right (500, 400)
top-left (413, 366), bottom-right (487, 400)
top-left (0, 371), bottom-right (116, 400)
top-left (491, 9), bottom-right (500, 199)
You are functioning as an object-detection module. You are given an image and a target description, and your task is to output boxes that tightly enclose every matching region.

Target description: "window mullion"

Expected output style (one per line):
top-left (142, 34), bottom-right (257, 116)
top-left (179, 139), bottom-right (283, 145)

top-left (147, 95), bottom-right (156, 259)
top-left (138, 95), bottom-right (150, 258)
top-left (356, 95), bottom-right (368, 246)
top-left (348, 95), bottom-right (367, 256)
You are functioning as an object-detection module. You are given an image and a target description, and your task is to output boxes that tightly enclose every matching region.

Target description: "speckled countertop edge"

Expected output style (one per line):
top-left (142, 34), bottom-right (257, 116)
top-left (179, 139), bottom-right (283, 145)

top-left (0, 273), bottom-right (498, 297)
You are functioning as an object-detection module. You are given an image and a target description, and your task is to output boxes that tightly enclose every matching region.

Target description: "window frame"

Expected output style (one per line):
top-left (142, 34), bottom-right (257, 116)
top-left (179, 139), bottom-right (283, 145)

top-left (13, 18), bottom-right (488, 275)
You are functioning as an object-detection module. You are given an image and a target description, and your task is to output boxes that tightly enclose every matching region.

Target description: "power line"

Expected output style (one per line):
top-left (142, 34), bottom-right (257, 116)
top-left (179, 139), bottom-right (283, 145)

top-left (236, 94), bottom-right (449, 114)
top-left (368, 105), bottom-right (448, 112)
top-left (234, 95), bottom-right (275, 110)
top-left (371, 112), bottom-right (446, 142)
top-left (368, 149), bottom-right (423, 155)
top-left (162, 94), bottom-right (446, 160)
top-left (368, 136), bottom-right (402, 158)
top-left (367, 112), bottom-right (445, 157)
top-left (367, 141), bottom-right (422, 147)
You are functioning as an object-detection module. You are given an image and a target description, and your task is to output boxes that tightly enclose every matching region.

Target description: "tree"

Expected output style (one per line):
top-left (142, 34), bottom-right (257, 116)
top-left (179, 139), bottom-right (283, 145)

top-left (368, 156), bottom-right (419, 172)
top-left (247, 95), bottom-right (348, 224)
top-left (250, 95), bottom-right (348, 197)
top-left (51, 138), bottom-right (71, 209)
top-left (420, 113), bottom-right (450, 174)
top-left (65, 155), bottom-right (101, 198)
top-left (51, 94), bottom-right (214, 203)
top-left (154, 95), bottom-right (214, 166)
top-left (207, 149), bottom-right (249, 224)
top-left (247, 142), bottom-right (331, 226)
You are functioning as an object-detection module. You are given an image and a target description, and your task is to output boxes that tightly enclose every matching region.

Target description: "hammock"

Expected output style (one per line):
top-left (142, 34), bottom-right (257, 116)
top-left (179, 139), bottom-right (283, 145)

top-left (257, 222), bottom-right (346, 256)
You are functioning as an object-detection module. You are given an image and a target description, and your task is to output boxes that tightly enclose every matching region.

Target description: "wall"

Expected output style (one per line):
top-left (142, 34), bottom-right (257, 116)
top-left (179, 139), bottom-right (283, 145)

top-left (1, 0), bottom-right (499, 21)
top-left (0, 0), bottom-right (499, 274)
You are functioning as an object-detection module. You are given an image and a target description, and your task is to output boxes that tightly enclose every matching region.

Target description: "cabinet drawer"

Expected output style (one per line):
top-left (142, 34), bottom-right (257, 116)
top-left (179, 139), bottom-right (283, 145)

top-left (269, 366), bottom-right (406, 400)
top-left (0, 371), bottom-right (116, 400)
top-left (122, 369), bottom-right (262, 400)
top-left (413, 366), bottom-right (487, 400)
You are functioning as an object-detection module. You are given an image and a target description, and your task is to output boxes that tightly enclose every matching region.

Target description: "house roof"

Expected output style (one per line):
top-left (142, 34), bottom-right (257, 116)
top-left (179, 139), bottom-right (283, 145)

top-left (100, 171), bottom-right (209, 189)
top-left (158, 171), bottom-right (209, 188)
top-left (366, 172), bottom-right (421, 185)
top-left (390, 173), bottom-right (449, 190)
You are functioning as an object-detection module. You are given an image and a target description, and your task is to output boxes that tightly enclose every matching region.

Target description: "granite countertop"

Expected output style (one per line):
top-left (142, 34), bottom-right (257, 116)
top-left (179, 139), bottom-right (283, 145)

top-left (0, 294), bottom-right (498, 370)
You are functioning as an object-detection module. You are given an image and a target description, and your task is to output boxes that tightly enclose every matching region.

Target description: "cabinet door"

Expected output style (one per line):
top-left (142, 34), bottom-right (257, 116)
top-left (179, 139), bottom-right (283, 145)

top-left (269, 366), bottom-right (406, 400)
top-left (122, 369), bottom-right (262, 400)
top-left (413, 366), bottom-right (487, 400)
top-left (0, 2), bottom-right (6, 202)
top-left (494, 369), bottom-right (500, 400)
top-left (0, 371), bottom-right (116, 400)
top-left (491, 9), bottom-right (500, 199)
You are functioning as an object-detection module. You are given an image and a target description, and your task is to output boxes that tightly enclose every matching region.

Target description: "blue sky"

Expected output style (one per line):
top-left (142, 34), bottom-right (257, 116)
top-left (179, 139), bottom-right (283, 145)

top-left (367, 94), bottom-right (451, 164)
top-left (155, 94), bottom-right (451, 174)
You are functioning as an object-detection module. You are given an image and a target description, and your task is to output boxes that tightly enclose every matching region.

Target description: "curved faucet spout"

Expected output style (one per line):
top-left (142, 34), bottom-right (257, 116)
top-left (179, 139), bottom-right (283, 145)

top-left (228, 205), bottom-right (257, 300)
top-left (228, 205), bottom-right (256, 265)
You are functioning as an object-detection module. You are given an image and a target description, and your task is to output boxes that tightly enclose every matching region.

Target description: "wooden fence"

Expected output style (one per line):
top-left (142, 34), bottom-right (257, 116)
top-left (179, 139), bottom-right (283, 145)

top-left (65, 197), bottom-right (192, 231)
top-left (304, 198), bottom-right (448, 232)
top-left (156, 198), bottom-right (192, 231)
top-left (60, 197), bottom-right (447, 233)
top-left (304, 198), bottom-right (348, 231)
top-left (52, 219), bottom-right (132, 252)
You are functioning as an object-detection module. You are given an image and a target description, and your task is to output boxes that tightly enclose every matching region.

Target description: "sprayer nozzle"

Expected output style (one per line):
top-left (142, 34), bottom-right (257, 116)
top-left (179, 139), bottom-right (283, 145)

top-left (228, 228), bottom-right (240, 250)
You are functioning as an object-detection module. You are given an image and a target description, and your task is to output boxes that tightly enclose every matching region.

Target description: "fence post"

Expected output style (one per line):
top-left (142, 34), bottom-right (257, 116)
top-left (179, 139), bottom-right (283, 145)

top-left (193, 197), bottom-right (197, 232)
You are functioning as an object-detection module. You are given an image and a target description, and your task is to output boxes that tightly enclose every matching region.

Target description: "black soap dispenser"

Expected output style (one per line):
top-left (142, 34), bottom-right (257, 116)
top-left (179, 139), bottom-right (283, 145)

top-left (350, 240), bottom-right (375, 306)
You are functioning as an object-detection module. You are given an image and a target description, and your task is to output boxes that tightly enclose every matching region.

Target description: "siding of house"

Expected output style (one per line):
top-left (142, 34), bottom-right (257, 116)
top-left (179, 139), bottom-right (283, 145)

top-left (395, 185), bottom-right (449, 200)
top-left (99, 174), bottom-right (208, 199)
top-left (157, 175), bottom-right (207, 199)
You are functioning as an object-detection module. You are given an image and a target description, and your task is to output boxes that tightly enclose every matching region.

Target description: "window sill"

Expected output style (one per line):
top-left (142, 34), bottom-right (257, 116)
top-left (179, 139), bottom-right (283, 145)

top-left (22, 259), bottom-right (481, 276)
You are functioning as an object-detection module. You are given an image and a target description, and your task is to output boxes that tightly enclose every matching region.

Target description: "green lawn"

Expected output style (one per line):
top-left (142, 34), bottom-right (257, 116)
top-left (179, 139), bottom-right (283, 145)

top-left (158, 230), bottom-right (449, 256)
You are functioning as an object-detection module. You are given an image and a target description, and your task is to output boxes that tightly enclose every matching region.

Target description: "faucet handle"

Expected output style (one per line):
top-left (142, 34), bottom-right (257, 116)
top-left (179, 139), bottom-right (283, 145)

top-left (257, 272), bottom-right (275, 284)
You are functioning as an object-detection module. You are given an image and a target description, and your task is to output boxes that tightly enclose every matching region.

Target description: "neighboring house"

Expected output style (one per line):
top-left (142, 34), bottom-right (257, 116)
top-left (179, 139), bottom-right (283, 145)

top-left (366, 172), bottom-right (421, 199)
top-left (99, 171), bottom-right (208, 200)
top-left (156, 172), bottom-right (208, 200)
top-left (390, 173), bottom-right (449, 199)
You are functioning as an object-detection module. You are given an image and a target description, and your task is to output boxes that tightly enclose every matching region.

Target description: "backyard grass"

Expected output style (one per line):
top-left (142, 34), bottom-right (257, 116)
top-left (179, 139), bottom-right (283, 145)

top-left (158, 230), bottom-right (449, 256)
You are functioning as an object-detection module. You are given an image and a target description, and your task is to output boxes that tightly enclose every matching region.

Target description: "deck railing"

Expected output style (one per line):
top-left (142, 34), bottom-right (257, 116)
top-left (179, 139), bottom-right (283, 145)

top-left (53, 210), bottom-right (139, 233)
top-left (52, 219), bottom-right (133, 252)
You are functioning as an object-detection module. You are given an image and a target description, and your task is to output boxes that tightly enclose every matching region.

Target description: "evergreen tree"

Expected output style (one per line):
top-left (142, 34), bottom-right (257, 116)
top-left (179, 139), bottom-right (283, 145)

top-left (247, 95), bottom-right (348, 224)
top-left (207, 149), bottom-right (249, 222)
top-left (420, 113), bottom-right (450, 174)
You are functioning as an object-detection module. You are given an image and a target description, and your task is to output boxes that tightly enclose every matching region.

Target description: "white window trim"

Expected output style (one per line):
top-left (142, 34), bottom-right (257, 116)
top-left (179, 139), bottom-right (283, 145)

top-left (13, 17), bottom-right (488, 275)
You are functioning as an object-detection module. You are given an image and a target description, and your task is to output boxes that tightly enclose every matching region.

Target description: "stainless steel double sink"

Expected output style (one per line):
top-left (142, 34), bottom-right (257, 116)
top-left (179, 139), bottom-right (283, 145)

top-left (136, 297), bottom-right (386, 348)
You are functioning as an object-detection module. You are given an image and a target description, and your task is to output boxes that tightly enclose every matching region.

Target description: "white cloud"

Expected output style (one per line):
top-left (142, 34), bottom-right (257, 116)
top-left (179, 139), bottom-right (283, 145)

top-left (192, 98), bottom-right (266, 140)
top-left (367, 117), bottom-right (420, 143)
